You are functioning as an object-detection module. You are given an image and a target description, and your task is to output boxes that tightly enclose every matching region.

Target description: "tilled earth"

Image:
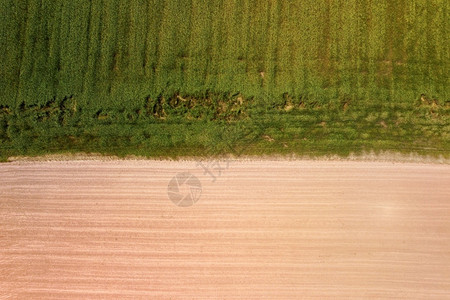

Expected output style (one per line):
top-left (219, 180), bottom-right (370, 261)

top-left (1, 160), bottom-right (449, 299)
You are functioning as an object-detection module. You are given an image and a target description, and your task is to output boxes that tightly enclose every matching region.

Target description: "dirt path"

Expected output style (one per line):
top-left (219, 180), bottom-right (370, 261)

top-left (1, 160), bottom-right (449, 299)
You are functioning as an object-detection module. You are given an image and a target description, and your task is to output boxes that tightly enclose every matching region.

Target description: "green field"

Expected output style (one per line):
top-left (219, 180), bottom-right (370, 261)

top-left (0, 0), bottom-right (449, 160)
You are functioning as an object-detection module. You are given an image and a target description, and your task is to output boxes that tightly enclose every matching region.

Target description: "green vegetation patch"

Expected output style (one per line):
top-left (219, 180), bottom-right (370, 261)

top-left (0, 0), bottom-right (448, 160)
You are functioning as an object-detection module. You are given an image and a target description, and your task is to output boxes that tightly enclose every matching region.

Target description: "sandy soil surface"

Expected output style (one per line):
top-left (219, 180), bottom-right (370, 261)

top-left (1, 159), bottom-right (449, 299)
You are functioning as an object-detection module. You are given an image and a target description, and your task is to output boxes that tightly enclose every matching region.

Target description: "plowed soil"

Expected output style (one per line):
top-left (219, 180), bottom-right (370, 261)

top-left (1, 160), bottom-right (449, 299)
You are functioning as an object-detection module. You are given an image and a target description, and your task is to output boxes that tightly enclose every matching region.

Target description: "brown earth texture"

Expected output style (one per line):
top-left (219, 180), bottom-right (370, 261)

top-left (1, 159), bottom-right (449, 299)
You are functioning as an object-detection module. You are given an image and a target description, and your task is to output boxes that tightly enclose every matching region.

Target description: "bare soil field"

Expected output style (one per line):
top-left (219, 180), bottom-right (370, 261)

top-left (1, 159), bottom-right (449, 299)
